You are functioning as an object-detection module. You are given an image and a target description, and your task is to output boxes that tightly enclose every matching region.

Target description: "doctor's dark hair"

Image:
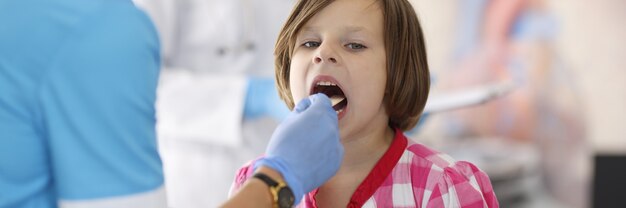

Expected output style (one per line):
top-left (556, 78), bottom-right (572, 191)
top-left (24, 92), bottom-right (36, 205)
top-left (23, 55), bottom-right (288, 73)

top-left (274, 0), bottom-right (430, 131)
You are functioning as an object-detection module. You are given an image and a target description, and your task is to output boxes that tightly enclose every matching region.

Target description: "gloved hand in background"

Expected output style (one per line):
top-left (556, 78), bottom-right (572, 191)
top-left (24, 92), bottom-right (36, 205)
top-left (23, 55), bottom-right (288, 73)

top-left (244, 76), bottom-right (290, 121)
top-left (254, 93), bottom-right (344, 204)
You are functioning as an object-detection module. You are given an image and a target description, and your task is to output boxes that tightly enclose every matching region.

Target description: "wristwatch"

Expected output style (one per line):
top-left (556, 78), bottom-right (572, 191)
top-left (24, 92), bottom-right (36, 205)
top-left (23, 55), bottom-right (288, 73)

top-left (253, 173), bottom-right (295, 208)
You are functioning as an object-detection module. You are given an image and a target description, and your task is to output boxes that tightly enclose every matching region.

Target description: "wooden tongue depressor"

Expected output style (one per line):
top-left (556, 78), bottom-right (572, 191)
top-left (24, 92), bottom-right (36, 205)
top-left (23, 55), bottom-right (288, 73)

top-left (330, 95), bottom-right (345, 108)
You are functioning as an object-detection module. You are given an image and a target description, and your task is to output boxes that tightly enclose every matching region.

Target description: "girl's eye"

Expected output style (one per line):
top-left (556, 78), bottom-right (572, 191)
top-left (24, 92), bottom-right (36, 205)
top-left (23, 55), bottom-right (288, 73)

top-left (303, 41), bottom-right (321, 48)
top-left (346, 43), bottom-right (367, 50)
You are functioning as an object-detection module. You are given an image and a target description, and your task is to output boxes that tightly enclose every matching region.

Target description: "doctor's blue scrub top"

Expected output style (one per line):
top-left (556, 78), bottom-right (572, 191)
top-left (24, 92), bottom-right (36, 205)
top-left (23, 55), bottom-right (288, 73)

top-left (0, 0), bottom-right (165, 207)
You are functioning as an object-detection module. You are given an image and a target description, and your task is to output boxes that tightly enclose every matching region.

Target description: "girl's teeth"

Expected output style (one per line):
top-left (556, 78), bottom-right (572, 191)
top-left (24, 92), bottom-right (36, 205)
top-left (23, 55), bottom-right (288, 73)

top-left (316, 81), bottom-right (337, 86)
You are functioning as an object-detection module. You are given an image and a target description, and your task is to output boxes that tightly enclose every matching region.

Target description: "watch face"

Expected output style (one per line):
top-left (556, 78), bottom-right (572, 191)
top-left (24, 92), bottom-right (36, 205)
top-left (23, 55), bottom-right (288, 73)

top-left (277, 187), bottom-right (295, 208)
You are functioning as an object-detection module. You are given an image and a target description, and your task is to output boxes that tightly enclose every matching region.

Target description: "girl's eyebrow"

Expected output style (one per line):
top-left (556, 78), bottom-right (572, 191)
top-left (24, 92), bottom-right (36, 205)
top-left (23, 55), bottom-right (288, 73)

top-left (301, 26), bottom-right (370, 35)
top-left (343, 26), bottom-right (374, 39)
top-left (344, 26), bottom-right (367, 33)
top-left (300, 26), bottom-right (319, 33)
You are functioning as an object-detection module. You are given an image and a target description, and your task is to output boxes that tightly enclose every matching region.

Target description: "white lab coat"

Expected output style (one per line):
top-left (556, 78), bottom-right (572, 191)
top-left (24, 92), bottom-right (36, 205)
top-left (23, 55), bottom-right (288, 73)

top-left (132, 0), bottom-right (294, 207)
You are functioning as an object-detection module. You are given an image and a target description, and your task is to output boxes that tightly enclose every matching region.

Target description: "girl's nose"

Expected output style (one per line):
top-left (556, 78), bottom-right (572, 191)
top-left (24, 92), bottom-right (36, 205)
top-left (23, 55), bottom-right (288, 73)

top-left (314, 56), bottom-right (337, 64)
top-left (313, 43), bottom-right (339, 64)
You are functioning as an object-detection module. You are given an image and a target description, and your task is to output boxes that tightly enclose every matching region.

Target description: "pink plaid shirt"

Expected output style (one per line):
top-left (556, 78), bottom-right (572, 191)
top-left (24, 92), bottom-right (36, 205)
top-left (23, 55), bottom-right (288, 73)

top-left (230, 130), bottom-right (499, 208)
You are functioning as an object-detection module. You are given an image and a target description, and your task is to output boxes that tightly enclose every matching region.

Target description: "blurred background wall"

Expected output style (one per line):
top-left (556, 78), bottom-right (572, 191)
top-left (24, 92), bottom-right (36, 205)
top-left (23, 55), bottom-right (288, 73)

top-left (412, 0), bottom-right (625, 154)
top-left (411, 0), bottom-right (625, 207)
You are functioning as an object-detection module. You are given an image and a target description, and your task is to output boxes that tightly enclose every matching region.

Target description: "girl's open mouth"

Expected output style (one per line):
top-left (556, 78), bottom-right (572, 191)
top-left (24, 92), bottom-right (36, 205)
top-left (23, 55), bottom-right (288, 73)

top-left (309, 77), bottom-right (348, 117)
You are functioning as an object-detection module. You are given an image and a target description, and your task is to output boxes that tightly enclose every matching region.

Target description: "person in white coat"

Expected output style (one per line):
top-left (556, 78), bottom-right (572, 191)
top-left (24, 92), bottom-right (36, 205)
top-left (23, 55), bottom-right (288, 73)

top-left (132, 0), bottom-right (296, 207)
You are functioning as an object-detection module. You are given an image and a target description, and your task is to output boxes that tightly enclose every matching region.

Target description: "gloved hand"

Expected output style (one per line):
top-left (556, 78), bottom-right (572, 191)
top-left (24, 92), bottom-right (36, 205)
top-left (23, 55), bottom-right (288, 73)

top-left (244, 77), bottom-right (290, 121)
top-left (254, 93), bottom-right (344, 204)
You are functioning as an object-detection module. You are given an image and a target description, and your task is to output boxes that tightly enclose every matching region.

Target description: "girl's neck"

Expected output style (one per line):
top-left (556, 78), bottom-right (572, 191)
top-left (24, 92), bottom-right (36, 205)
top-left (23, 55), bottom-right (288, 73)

top-left (341, 125), bottom-right (395, 171)
top-left (315, 125), bottom-right (395, 207)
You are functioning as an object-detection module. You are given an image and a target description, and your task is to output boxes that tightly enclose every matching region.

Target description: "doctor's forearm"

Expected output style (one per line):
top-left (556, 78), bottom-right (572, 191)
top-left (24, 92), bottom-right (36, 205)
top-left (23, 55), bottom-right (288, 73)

top-left (220, 180), bottom-right (272, 208)
top-left (220, 167), bottom-right (283, 208)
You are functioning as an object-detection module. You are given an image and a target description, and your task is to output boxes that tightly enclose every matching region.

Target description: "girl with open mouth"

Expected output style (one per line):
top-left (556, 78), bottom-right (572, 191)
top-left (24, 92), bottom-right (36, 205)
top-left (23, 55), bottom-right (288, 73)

top-left (230, 0), bottom-right (499, 207)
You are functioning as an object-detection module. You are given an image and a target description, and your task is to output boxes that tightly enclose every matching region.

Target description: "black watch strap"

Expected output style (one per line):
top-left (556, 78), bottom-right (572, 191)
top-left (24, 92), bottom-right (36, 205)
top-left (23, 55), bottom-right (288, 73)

top-left (254, 172), bottom-right (279, 187)
top-left (253, 173), bottom-right (295, 208)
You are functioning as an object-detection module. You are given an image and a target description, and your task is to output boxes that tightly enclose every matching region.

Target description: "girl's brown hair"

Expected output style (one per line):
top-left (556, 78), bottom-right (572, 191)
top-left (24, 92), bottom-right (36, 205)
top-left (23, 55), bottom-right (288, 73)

top-left (274, 0), bottom-right (430, 131)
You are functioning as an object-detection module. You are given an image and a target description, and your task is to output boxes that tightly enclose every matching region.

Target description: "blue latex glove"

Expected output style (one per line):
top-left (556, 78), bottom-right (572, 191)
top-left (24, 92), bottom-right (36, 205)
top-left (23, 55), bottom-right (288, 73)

top-left (244, 77), bottom-right (290, 121)
top-left (254, 93), bottom-right (344, 204)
